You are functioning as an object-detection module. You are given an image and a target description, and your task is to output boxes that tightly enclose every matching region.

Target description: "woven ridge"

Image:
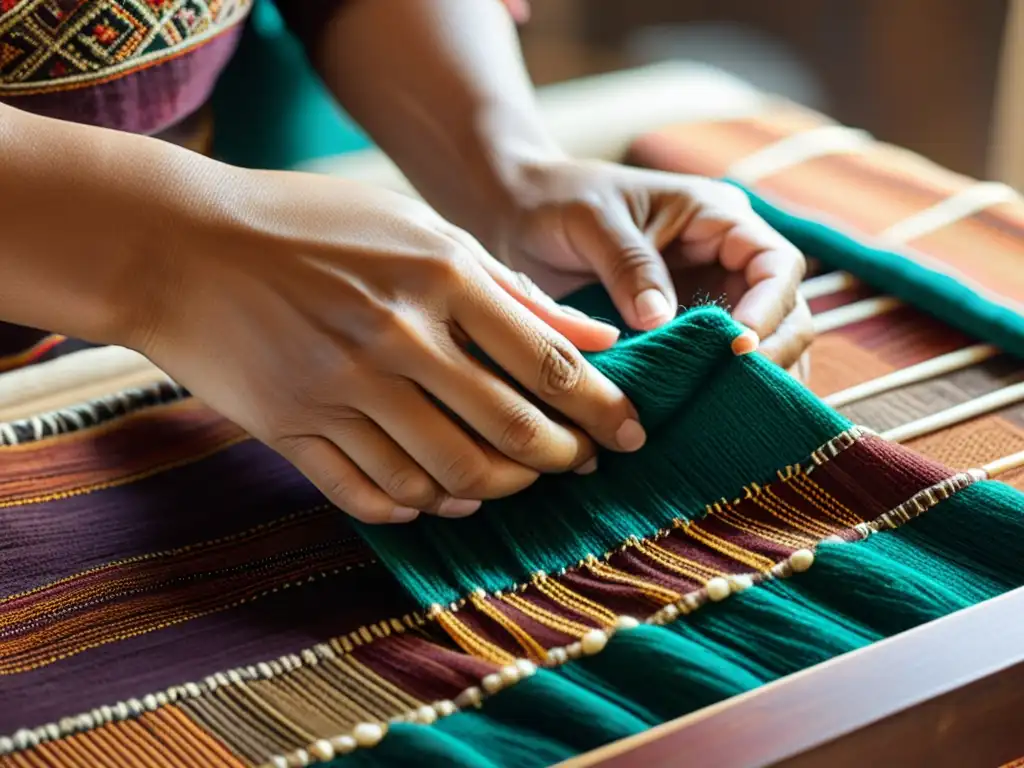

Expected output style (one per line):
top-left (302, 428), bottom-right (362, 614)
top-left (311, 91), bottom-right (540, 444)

top-left (356, 303), bottom-right (851, 606)
top-left (0, 423), bottom-right (1003, 768)
top-left (0, 380), bottom-right (189, 446)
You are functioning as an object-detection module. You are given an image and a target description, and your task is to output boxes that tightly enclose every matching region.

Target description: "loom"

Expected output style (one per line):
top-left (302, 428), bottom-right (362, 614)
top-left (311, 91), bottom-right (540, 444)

top-left (2, 65), bottom-right (1024, 767)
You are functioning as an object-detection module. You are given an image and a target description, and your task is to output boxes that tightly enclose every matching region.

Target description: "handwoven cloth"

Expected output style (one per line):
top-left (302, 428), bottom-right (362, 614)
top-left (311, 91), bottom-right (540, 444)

top-left (2, 296), bottom-right (1024, 767)
top-left (628, 102), bottom-right (1024, 490)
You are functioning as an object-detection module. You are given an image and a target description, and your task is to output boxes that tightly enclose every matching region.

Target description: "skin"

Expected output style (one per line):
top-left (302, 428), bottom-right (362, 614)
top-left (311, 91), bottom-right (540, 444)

top-left (0, 0), bottom-right (810, 524)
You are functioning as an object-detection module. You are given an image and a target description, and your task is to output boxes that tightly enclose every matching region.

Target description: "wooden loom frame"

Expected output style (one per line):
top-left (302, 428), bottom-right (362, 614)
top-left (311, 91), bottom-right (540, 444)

top-left (560, 585), bottom-right (1024, 768)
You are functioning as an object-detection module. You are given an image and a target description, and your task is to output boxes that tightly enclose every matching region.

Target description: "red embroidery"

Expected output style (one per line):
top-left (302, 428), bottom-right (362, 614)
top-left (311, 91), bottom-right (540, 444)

top-left (92, 23), bottom-right (117, 44)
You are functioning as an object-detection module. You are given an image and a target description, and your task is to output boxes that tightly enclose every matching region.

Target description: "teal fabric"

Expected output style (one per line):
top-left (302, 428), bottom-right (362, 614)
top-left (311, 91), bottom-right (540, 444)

top-left (729, 181), bottom-right (1024, 360)
top-left (355, 303), bottom-right (850, 606)
top-left (210, 0), bottom-right (371, 171)
top-left (339, 483), bottom-right (1024, 767)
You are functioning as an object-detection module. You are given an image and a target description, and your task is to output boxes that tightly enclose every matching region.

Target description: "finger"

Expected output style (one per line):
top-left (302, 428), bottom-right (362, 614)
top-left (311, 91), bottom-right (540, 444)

top-left (731, 244), bottom-right (805, 339)
top-left (562, 201), bottom-right (677, 331)
top-left (450, 268), bottom-right (645, 454)
top-left (411, 338), bottom-right (599, 474)
top-left (273, 435), bottom-right (419, 525)
top-left (757, 294), bottom-right (814, 370)
top-left (320, 409), bottom-right (488, 518)
top-left (677, 199), bottom-right (805, 338)
top-left (354, 377), bottom-right (542, 498)
top-left (478, 256), bottom-right (620, 352)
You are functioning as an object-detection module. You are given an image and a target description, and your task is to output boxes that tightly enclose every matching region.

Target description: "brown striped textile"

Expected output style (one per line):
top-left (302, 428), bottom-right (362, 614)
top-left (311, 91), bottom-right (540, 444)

top-left (629, 103), bottom-right (1024, 490)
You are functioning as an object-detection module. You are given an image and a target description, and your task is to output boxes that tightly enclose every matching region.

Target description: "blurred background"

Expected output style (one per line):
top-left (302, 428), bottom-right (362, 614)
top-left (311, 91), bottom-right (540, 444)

top-left (515, 0), bottom-right (1016, 181)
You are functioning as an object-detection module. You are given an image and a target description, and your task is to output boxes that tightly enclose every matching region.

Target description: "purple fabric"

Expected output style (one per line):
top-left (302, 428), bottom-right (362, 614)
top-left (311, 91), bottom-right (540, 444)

top-left (0, 439), bottom-right (327, 596)
top-left (0, 572), bottom-right (415, 732)
top-left (1, 27), bottom-right (242, 135)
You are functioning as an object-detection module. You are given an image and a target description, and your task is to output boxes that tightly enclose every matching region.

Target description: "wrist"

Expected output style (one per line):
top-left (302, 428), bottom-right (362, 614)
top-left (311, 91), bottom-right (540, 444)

top-left (447, 100), bottom-right (568, 255)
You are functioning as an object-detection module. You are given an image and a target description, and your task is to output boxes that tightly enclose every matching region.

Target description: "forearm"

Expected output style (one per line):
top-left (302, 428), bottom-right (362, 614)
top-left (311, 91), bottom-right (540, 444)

top-left (0, 104), bottom-right (233, 346)
top-left (314, 0), bottom-right (559, 249)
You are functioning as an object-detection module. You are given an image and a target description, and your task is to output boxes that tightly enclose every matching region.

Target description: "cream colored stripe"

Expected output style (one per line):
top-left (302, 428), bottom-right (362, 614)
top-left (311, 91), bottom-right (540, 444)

top-left (882, 382), bottom-right (1024, 443)
top-left (0, 346), bottom-right (170, 422)
top-left (984, 449), bottom-right (1024, 478)
top-left (811, 296), bottom-right (902, 334)
top-left (799, 271), bottom-right (857, 301)
top-left (879, 181), bottom-right (1021, 244)
top-left (824, 344), bottom-right (1001, 408)
top-left (727, 126), bottom-right (873, 184)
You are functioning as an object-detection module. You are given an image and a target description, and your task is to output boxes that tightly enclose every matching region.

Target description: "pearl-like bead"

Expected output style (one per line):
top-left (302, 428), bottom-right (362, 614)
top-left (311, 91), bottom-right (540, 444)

top-left (546, 647), bottom-right (568, 665)
top-left (416, 705), bottom-right (437, 725)
top-left (352, 722), bottom-right (384, 748)
top-left (329, 735), bottom-right (357, 754)
top-left (706, 577), bottom-right (731, 602)
top-left (481, 673), bottom-right (504, 694)
top-left (455, 686), bottom-right (482, 708)
top-left (615, 615), bottom-right (640, 630)
top-left (435, 700), bottom-right (457, 717)
top-left (286, 748), bottom-right (309, 768)
top-left (515, 659), bottom-right (537, 678)
top-left (729, 574), bottom-right (754, 592)
top-left (789, 548), bottom-right (815, 573)
top-left (499, 664), bottom-right (521, 685)
top-left (269, 755), bottom-right (289, 768)
top-left (566, 641), bottom-right (583, 659)
top-left (661, 604), bottom-right (680, 621)
top-left (0, 737), bottom-right (12, 755)
top-left (309, 739), bottom-right (335, 761)
top-left (580, 629), bottom-right (608, 656)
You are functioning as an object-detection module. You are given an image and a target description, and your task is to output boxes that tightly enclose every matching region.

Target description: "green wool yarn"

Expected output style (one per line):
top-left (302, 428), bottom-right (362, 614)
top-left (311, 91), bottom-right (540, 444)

top-left (353, 301), bottom-right (849, 607)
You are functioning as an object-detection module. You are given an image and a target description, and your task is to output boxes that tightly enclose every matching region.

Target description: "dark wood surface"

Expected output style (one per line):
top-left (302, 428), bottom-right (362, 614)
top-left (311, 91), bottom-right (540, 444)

top-left (528, 0), bottom-right (1008, 178)
top-left (557, 586), bottom-right (1024, 768)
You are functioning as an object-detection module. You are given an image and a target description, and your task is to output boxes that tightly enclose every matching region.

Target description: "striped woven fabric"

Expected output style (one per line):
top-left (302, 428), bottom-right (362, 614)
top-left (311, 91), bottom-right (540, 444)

top-left (3, 105), bottom-right (1024, 768)
top-left (629, 102), bottom-right (1024, 490)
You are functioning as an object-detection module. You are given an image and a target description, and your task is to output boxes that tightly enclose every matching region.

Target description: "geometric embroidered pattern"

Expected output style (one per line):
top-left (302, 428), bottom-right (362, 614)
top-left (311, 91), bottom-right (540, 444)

top-left (0, 0), bottom-right (250, 94)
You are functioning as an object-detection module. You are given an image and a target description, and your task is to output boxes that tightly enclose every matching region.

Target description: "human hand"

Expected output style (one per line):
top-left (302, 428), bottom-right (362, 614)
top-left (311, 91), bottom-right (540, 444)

top-left (491, 159), bottom-right (812, 370)
top-left (128, 170), bottom-right (645, 524)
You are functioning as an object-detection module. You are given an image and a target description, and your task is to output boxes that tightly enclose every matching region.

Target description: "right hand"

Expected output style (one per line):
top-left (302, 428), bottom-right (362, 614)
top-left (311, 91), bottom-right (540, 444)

top-left (128, 169), bottom-right (645, 524)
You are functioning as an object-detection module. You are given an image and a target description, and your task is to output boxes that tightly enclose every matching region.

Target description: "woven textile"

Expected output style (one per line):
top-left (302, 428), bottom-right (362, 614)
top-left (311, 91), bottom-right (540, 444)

top-left (2, 300), bottom-right (1024, 766)
top-left (3, 106), bottom-right (1024, 766)
top-left (629, 103), bottom-right (1024, 490)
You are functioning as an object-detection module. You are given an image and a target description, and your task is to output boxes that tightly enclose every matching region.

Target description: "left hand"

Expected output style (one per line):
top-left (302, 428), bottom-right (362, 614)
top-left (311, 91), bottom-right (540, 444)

top-left (490, 158), bottom-right (813, 370)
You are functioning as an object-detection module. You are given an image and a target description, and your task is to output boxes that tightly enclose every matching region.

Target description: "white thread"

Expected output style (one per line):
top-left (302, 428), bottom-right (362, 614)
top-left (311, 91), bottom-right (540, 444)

top-left (728, 125), bottom-right (873, 184)
top-left (880, 181), bottom-right (1021, 244)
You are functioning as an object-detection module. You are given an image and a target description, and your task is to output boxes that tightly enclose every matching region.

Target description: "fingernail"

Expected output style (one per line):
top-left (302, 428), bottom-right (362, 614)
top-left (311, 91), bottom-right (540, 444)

top-left (574, 457), bottom-right (599, 475)
top-left (390, 507), bottom-right (420, 523)
top-left (635, 289), bottom-right (673, 328)
top-left (615, 419), bottom-right (646, 452)
top-left (437, 498), bottom-right (482, 518)
top-left (731, 329), bottom-right (760, 356)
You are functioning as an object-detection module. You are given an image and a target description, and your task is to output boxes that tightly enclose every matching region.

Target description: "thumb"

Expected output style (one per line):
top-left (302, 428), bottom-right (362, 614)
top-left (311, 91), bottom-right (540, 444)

top-left (564, 205), bottom-right (677, 331)
top-left (477, 256), bottom-right (621, 352)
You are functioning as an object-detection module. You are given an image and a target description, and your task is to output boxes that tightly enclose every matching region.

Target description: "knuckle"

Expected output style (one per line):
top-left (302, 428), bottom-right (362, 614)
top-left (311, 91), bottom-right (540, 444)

top-left (499, 403), bottom-right (546, 457)
top-left (421, 238), bottom-right (470, 287)
top-left (441, 452), bottom-right (490, 497)
top-left (537, 336), bottom-right (586, 396)
top-left (608, 246), bottom-right (659, 290)
top-left (323, 477), bottom-right (384, 523)
top-left (359, 305), bottom-right (413, 350)
top-left (382, 466), bottom-right (435, 508)
top-left (710, 181), bottom-right (751, 209)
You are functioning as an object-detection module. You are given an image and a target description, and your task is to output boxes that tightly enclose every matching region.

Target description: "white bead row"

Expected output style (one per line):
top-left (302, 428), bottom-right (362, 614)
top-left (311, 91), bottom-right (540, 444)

top-left (0, 639), bottom-right (350, 756)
